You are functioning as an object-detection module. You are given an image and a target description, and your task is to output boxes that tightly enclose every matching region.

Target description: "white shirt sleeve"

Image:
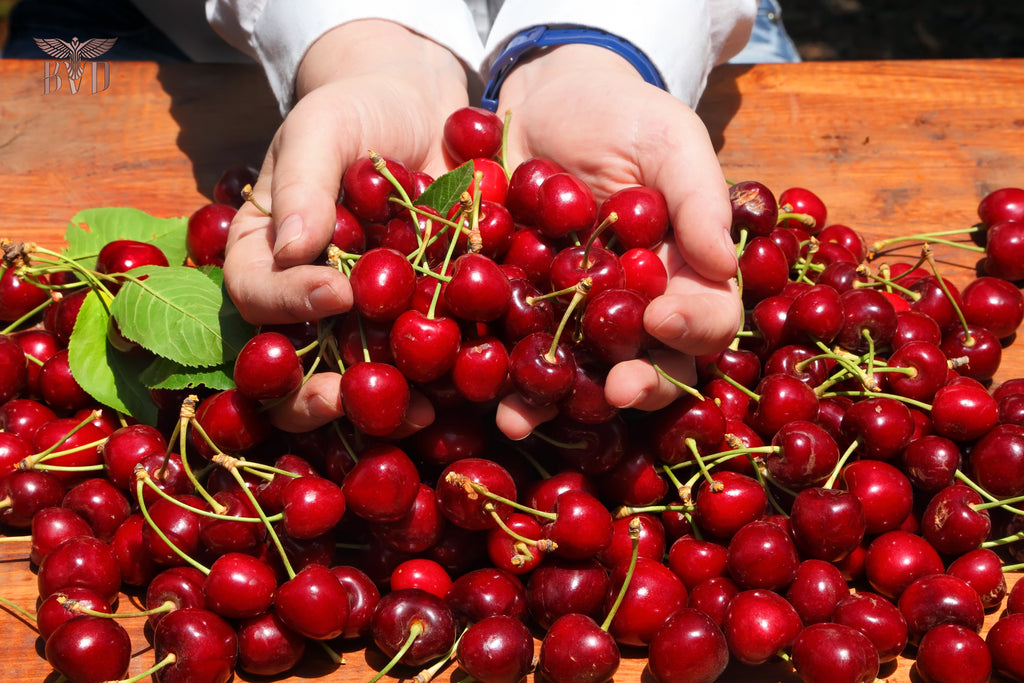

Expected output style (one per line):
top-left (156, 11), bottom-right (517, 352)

top-left (205, 0), bottom-right (486, 111)
top-left (485, 0), bottom-right (757, 108)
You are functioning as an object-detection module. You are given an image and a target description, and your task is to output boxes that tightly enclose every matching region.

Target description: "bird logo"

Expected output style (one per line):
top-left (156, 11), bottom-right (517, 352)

top-left (33, 36), bottom-right (118, 81)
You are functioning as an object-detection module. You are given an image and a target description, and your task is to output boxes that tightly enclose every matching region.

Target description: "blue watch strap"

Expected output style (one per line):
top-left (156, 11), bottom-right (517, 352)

top-left (480, 26), bottom-right (665, 112)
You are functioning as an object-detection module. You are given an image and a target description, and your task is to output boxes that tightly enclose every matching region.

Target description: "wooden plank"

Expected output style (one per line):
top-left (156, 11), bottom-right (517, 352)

top-left (1, 57), bottom-right (1024, 682)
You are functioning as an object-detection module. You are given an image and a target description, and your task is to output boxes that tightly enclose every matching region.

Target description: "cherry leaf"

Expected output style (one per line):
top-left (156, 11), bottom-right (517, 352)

top-left (414, 161), bottom-right (475, 215)
top-left (139, 357), bottom-right (235, 391)
top-left (110, 265), bottom-right (254, 367)
top-left (67, 290), bottom-right (159, 424)
top-left (63, 207), bottom-right (188, 269)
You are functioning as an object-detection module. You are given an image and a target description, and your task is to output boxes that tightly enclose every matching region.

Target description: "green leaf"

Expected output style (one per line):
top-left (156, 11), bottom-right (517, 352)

top-left (110, 265), bottom-right (255, 368)
top-left (414, 162), bottom-right (475, 215)
top-left (63, 207), bottom-right (188, 269)
top-left (140, 356), bottom-right (235, 391)
top-left (67, 290), bottom-right (159, 425)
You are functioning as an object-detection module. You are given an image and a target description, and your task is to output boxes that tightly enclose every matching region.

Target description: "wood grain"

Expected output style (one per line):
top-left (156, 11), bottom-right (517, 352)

top-left (2, 57), bottom-right (1024, 682)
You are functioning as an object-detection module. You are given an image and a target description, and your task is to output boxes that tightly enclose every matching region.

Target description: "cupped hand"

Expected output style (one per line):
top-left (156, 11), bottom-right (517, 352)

top-left (492, 45), bottom-right (743, 439)
top-left (223, 19), bottom-right (469, 432)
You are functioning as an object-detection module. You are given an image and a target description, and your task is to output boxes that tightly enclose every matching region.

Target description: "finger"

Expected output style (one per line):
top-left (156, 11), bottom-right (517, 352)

top-left (265, 98), bottom-right (352, 268)
top-left (495, 393), bottom-right (560, 441)
top-left (641, 102), bottom-right (738, 283)
top-left (644, 268), bottom-right (743, 357)
top-left (267, 372), bottom-right (345, 433)
top-left (224, 207), bottom-right (353, 324)
top-left (604, 350), bottom-right (697, 412)
top-left (386, 391), bottom-right (436, 440)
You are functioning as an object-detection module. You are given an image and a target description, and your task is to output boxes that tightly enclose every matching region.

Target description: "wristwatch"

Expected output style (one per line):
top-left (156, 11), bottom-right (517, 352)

top-left (480, 25), bottom-right (665, 112)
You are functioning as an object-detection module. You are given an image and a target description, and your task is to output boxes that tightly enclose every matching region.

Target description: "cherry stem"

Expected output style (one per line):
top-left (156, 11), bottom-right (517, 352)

top-left (823, 440), bottom-right (861, 490)
top-left (414, 628), bottom-right (465, 683)
top-left (776, 210), bottom-right (816, 229)
top-left (443, 472), bottom-right (556, 521)
top-left (499, 109), bottom-right (513, 180)
top-left (367, 621), bottom-right (425, 683)
top-left (822, 388), bottom-right (932, 412)
top-left (923, 244), bottom-right (973, 341)
top-left (684, 437), bottom-right (721, 492)
top-left (22, 409), bottom-right (101, 463)
top-left (59, 595), bottom-right (174, 619)
top-left (546, 279), bottom-right (590, 362)
top-left (134, 476), bottom-right (211, 576)
top-left (485, 503), bottom-right (554, 554)
top-left (0, 595), bottom-right (36, 622)
top-left (528, 429), bottom-right (587, 450)
top-left (981, 530), bottom-right (1024, 549)
top-left (369, 150), bottom-right (414, 207)
top-left (955, 470), bottom-right (1024, 515)
top-left (138, 468), bottom-right (279, 524)
top-left (317, 640), bottom-right (345, 665)
top-left (241, 184), bottom-right (271, 216)
top-left (580, 212), bottom-right (617, 269)
top-left (868, 226), bottom-right (984, 257)
top-left (601, 516), bottom-right (642, 632)
top-left (663, 464), bottom-right (696, 504)
top-left (218, 454), bottom-right (297, 580)
top-left (614, 503), bottom-right (692, 519)
top-left (108, 652), bottom-right (176, 683)
top-left (650, 358), bottom-right (705, 401)
top-left (0, 295), bottom-right (53, 335)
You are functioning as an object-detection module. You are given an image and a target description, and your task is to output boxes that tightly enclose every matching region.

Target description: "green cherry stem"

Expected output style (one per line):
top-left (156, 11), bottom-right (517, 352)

top-left (108, 653), bottom-right (177, 683)
top-left (823, 440), bottom-right (861, 490)
top-left (134, 475), bottom-right (210, 576)
top-left (0, 595), bottom-right (36, 622)
top-left (601, 516), bottom-right (642, 632)
top-left (443, 472), bottom-right (557, 522)
top-left (367, 621), bottom-right (426, 683)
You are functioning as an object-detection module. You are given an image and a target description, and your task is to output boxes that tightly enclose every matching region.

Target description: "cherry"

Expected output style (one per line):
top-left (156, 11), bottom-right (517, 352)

top-left (444, 566), bottom-right (528, 628)
top-left (186, 202), bottom-right (236, 267)
top-left (979, 186), bottom-right (1024, 225)
top-left (339, 361), bottom-right (410, 437)
top-left (831, 590), bottom-right (909, 663)
top-left (686, 575), bottom-right (739, 627)
top-left (598, 447), bottom-right (668, 508)
top-left (37, 534), bottom-right (122, 604)
top-left (444, 252), bottom-right (512, 322)
top-left (388, 309), bottom-right (461, 384)
top-left (526, 557), bottom-right (609, 630)
top-left (508, 331), bottom-right (576, 407)
top-left (390, 558), bottom-right (453, 598)
top-left (505, 157), bottom-right (564, 225)
top-left (349, 247), bottom-right (417, 322)
top-left (947, 548), bottom-right (1007, 610)
top-left (0, 264), bottom-right (50, 322)
top-left (836, 287), bottom-right (898, 353)
top-left (152, 607), bottom-right (238, 683)
top-left (987, 613), bottom-right (1024, 682)
top-left (840, 459), bottom-right (913, 535)
top-left (863, 529), bottom-right (944, 599)
top-left (785, 558), bottom-right (850, 625)
top-left (820, 222), bottom-right (867, 261)
top-left (645, 607), bottom-right (729, 683)
top-left (455, 614), bottom-right (535, 683)
top-left (729, 180), bottom-right (779, 238)
top-left (840, 396), bottom-right (916, 461)
top-left (722, 588), bottom-right (802, 666)
top-left (0, 469), bottom-right (65, 528)
top-left (210, 162), bottom-right (258, 207)
top-left (961, 275), bottom-right (1024, 338)
top-left (984, 220), bottom-right (1024, 281)
top-left (37, 348), bottom-right (92, 411)
top-left (536, 171), bottom-right (597, 239)
top-left (192, 388), bottom-right (270, 458)
top-left (898, 573), bottom-right (984, 645)
top-left (100, 423), bottom-right (167, 490)
top-left (652, 392), bottom-right (727, 465)
top-left (203, 552), bottom-right (277, 619)
top-left (341, 443), bottom-right (420, 523)
top-left (726, 519), bottom-right (800, 591)
top-left (886, 340), bottom-right (949, 402)
top-left (330, 564), bottom-right (381, 639)
top-left (931, 379), bottom-right (1000, 443)
top-left (29, 506), bottom-right (93, 565)
top-left (45, 616), bottom-right (132, 683)
top-left (739, 235), bottom-right (790, 304)
top-left (443, 106), bottom-right (503, 164)
top-left (436, 457), bottom-right (517, 531)
top-left (579, 287), bottom-right (651, 366)
top-left (749, 372), bottom-right (820, 438)
top-left (273, 563), bottom-right (350, 640)
top-left (371, 587), bottom-right (457, 669)
top-left (789, 486), bottom-right (866, 562)
top-left (234, 611), bottom-right (306, 677)
top-left (233, 330), bottom-right (303, 400)
top-left (110, 512), bottom-right (160, 587)
top-left (666, 535), bottom-right (728, 590)
top-left (766, 419), bottom-right (840, 490)
top-left (901, 434), bottom-right (961, 492)
top-left (342, 154), bottom-right (414, 223)
top-left (619, 246), bottom-right (668, 300)
top-left (46, 287), bottom-right (88, 346)
top-left (502, 227), bottom-right (559, 289)
top-left (942, 323), bottom-right (1002, 382)
top-left (791, 622), bottom-right (879, 683)
top-left (36, 585), bottom-right (113, 642)
top-left (915, 623), bottom-right (992, 683)
top-left (693, 471), bottom-right (768, 540)
top-left (61, 476), bottom-right (131, 541)
top-left (601, 555), bottom-right (687, 647)
top-left (920, 484), bottom-right (990, 556)
top-left (96, 237), bottom-right (170, 279)
top-left (778, 186), bottom-right (827, 232)
top-left (893, 309), bottom-right (943, 348)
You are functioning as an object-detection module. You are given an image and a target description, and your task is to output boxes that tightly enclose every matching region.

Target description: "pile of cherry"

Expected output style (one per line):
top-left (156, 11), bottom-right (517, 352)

top-left (4, 105), bottom-right (1024, 683)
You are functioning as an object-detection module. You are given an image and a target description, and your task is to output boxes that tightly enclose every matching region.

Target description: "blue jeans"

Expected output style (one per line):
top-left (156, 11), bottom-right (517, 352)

top-left (730, 0), bottom-right (802, 64)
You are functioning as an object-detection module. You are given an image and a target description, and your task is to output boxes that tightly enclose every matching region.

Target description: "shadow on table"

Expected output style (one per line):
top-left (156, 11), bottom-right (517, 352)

top-left (155, 62), bottom-right (281, 201)
top-left (696, 63), bottom-right (751, 155)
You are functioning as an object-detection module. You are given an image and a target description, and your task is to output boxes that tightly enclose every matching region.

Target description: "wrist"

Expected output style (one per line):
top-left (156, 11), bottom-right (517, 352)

top-left (296, 19), bottom-right (467, 99)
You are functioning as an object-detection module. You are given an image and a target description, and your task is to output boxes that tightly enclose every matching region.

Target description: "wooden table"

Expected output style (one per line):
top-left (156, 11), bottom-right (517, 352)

top-left (2, 57), bottom-right (1024, 682)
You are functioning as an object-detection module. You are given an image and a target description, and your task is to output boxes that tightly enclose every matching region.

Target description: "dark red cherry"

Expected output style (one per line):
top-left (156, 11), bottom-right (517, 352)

top-left (730, 180), bottom-right (779, 238)
top-left (456, 614), bottom-right (535, 683)
top-left (723, 588), bottom-right (802, 666)
top-left (153, 607), bottom-right (238, 683)
top-left (916, 623), bottom-right (992, 683)
top-left (187, 202), bottom-right (236, 266)
top-left (45, 616), bottom-right (131, 683)
top-left (371, 587), bottom-right (458, 668)
top-left (791, 622), bottom-right (879, 683)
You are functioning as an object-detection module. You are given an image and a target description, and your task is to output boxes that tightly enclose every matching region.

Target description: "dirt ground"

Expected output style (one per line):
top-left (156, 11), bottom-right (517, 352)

top-left (782, 0), bottom-right (1024, 61)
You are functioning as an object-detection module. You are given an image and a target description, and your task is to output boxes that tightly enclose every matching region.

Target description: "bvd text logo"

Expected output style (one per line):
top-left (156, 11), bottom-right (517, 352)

top-left (34, 37), bottom-right (117, 95)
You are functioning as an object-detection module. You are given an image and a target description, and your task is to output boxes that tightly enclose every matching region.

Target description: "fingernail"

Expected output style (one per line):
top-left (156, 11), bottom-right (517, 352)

top-left (309, 283), bottom-right (346, 314)
top-left (274, 214), bottom-right (304, 256)
top-left (653, 312), bottom-right (687, 341)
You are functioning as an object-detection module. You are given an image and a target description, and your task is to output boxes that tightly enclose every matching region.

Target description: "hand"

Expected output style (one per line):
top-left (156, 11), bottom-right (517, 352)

top-left (223, 19), bottom-right (469, 432)
top-left (492, 45), bottom-right (743, 439)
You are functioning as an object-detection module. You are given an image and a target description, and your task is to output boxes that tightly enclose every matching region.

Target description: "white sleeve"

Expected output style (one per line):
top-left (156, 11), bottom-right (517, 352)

top-left (206, 0), bottom-right (486, 111)
top-left (484, 0), bottom-right (757, 108)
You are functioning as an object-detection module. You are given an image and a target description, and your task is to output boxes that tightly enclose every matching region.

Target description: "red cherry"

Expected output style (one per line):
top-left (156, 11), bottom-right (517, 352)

top-left (599, 185), bottom-right (670, 250)
top-left (186, 203), bottom-right (236, 266)
top-left (443, 106), bottom-right (503, 164)
top-left (339, 361), bottom-right (410, 437)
